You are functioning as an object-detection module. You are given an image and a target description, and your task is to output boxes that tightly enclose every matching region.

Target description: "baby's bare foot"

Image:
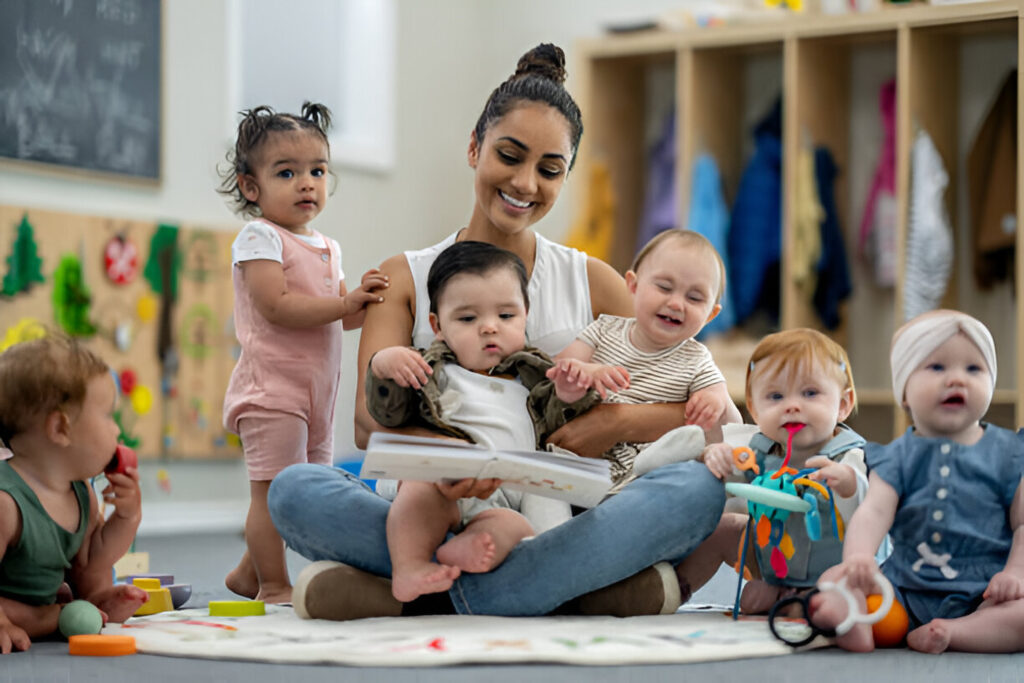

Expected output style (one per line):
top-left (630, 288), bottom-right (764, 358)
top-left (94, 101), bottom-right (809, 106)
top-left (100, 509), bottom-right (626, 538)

top-left (391, 562), bottom-right (460, 603)
top-left (225, 563), bottom-right (259, 600)
top-left (437, 531), bottom-right (498, 573)
top-left (907, 620), bottom-right (952, 654)
top-left (92, 584), bottom-right (148, 623)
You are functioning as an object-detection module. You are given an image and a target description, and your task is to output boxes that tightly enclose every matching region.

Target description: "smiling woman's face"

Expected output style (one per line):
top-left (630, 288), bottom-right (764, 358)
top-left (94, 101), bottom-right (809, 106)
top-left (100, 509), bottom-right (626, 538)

top-left (467, 102), bottom-right (574, 238)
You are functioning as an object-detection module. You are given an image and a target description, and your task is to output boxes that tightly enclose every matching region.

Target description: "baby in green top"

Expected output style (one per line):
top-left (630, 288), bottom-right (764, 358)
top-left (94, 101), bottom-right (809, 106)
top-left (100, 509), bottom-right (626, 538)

top-left (0, 335), bottom-right (146, 653)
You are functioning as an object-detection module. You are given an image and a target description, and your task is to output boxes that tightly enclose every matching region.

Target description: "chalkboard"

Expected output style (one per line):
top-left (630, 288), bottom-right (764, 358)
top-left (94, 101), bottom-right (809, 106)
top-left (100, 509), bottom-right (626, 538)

top-left (0, 0), bottom-right (161, 180)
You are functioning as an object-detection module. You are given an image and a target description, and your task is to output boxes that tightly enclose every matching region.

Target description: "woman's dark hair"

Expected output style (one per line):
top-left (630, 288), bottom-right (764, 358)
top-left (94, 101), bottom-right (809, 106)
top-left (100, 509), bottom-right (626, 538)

top-left (473, 43), bottom-right (583, 170)
top-left (427, 241), bottom-right (530, 315)
top-left (217, 101), bottom-right (332, 216)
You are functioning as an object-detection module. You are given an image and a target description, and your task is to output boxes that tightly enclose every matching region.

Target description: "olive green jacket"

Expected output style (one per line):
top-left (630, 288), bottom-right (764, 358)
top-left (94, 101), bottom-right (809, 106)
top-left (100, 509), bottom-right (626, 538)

top-left (365, 340), bottom-right (599, 447)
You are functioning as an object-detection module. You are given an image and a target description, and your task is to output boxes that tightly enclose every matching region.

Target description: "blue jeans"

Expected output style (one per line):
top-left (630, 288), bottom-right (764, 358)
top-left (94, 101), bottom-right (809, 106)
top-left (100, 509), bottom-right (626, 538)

top-left (268, 460), bottom-right (724, 616)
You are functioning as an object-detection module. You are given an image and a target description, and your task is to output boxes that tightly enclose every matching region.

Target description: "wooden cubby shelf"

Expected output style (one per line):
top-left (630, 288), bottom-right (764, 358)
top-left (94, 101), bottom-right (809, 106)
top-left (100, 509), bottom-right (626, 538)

top-left (574, 1), bottom-right (1023, 442)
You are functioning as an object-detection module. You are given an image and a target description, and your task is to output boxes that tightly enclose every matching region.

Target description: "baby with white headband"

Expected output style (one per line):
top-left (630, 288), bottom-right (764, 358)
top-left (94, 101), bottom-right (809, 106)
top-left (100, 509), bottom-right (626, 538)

top-left (813, 309), bottom-right (1024, 654)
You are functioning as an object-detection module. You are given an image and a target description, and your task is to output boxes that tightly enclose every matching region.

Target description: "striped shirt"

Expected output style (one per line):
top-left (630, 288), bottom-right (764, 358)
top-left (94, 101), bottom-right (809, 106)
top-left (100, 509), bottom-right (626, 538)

top-left (578, 314), bottom-right (725, 485)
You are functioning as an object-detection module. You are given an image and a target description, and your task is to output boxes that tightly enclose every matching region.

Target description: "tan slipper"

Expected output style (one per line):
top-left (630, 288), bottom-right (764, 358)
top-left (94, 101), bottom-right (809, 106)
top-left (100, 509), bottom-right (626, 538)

top-left (577, 562), bottom-right (685, 617)
top-left (292, 561), bottom-right (402, 621)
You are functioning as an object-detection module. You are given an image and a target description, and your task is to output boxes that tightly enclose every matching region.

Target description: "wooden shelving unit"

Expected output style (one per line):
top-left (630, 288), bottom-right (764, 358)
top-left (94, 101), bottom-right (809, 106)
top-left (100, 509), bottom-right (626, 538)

top-left (574, 2), bottom-right (1022, 442)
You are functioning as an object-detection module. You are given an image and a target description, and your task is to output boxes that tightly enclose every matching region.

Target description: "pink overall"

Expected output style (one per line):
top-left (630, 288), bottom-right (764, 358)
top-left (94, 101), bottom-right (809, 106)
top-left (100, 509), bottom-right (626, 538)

top-left (223, 220), bottom-right (343, 479)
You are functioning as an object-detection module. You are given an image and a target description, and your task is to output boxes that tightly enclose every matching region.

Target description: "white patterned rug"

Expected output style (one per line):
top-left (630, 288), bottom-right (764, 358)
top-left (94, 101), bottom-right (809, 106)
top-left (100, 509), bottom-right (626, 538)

top-left (102, 605), bottom-right (826, 666)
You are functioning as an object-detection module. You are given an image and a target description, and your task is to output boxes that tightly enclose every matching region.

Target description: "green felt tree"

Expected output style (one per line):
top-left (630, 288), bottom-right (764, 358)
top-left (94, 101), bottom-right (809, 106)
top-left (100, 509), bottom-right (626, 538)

top-left (2, 214), bottom-right (45, 296)
top-left (52, 254), bottom-right (96, 337)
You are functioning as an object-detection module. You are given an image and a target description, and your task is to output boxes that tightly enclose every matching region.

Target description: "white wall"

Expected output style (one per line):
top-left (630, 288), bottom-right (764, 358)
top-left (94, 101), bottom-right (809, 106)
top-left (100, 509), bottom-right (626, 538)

top-left (0, 0), bottom-right (690, 532)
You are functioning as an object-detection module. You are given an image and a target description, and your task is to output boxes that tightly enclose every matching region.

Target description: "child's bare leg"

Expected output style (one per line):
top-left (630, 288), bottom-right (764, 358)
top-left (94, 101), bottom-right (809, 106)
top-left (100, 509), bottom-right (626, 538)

top-left (225, 550), bottom-right (259, 600)
top-left (907, 599), bottom-right (1024, 653)
top-left (437, 508), bottom-right (533, 573)
top-left (0, 597), bottom-right (60, 639)
top-left (740, 579), bottom-right (790, 615)
top-left (87, 584), bottom-right (148, 623)
top-left (236, 480), bottom-right (292, 604)
top-left (387, 481), bottom-right (462, 602)
top-left (674, 512), bottom-right (748, 599)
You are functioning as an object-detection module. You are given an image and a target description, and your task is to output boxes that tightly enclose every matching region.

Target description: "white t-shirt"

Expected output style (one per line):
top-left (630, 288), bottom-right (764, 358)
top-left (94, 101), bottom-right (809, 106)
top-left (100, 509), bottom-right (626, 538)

top-left (232, 220), bottom-right (336, 270)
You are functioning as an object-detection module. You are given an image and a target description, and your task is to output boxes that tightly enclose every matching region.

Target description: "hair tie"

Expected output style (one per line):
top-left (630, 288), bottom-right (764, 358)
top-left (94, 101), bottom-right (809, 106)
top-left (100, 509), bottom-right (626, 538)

top-left (838, 360), bottom-right (846, 372)
top-left (749, 361), bottom-right (756, 372)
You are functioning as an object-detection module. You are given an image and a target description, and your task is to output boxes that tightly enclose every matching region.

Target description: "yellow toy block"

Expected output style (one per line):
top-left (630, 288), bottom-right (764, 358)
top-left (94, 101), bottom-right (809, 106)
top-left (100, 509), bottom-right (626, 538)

top-left (132, 577), bottom-right (173, 616)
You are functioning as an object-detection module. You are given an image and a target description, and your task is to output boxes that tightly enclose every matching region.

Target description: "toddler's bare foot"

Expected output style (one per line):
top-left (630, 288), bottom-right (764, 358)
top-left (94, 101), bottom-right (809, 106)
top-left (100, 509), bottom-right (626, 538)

top-left (907, 620), bottom-right (952, 654)
top-left (225, 561), bottom-right (259, 600)
top-left (391, 562), bottom-right (460, 603)
top-left (436, 531), bottom-right (498, 573)
top-left (739, 579), bottom-right (783, 615)
top-left (255, 585), bottom-right (293, 605)
top-left (91, 584), bottom-right (148, 623)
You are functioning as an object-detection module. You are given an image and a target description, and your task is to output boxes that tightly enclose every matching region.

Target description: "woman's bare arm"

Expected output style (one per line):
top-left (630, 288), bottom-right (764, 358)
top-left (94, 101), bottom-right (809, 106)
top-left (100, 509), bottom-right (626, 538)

top-left (585, 256), bottom-right (633, 319)
top-left (354, 253), bottom-right (444, 448)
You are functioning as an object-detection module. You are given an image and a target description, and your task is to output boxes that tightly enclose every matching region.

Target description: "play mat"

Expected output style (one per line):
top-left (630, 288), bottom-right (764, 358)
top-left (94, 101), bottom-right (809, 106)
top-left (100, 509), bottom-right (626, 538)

top-left (103, 604), bottom-right (826, 666)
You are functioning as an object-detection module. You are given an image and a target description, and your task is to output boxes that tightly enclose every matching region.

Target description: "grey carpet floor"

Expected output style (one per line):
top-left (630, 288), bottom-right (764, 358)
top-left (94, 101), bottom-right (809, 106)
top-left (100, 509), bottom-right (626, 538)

top-left (2, 532), bottom-right (1023, 682)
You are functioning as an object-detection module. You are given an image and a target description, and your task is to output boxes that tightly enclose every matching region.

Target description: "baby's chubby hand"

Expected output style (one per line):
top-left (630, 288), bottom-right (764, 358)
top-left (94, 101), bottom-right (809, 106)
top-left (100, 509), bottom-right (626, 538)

top-left (700, 442), bottom-right (735, 480)
top-left (371, 347), bottom-right (432, 389)
top-left (806, 458), bottom-right (856, 498)
top-left (838, 553), bottom-right (881, 595)
top-left (545, 359), bottom-right (629, 399)
top-left (684, 388), bottom-right (728, 432)
top-left (342, 268), bottom-right (389, 314)
top-left (0, 612), bottom-right (29, 655)
top-left (102, 467), bottom-right (141, 523)
top-left (983, 570), bottom-right (1024, 604)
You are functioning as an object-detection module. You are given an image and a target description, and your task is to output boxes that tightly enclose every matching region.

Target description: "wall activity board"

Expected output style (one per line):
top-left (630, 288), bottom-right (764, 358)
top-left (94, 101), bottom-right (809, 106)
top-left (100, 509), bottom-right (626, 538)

top-left (0, 0), bottom-right (161, 180)
top-left (0, 204), bottom-right (240, 461)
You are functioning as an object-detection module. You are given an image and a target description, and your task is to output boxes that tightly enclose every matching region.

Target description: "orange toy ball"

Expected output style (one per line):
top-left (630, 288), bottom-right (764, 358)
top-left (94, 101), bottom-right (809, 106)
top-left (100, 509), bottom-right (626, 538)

top-left (866, 593), bottom-right (909, 647)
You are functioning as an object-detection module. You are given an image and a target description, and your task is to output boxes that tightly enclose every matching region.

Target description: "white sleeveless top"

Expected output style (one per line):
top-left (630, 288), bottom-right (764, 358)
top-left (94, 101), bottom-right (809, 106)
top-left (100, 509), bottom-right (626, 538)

top-left (405, 232), bottom-right (593, 356)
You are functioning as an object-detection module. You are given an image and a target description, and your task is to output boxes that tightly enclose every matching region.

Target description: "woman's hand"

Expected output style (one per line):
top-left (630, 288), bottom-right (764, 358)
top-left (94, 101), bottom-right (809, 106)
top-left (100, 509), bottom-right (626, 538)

top-left (546, 403), bottom-right (625, 458)
top-left (435, 478), bottom-right (502, 501)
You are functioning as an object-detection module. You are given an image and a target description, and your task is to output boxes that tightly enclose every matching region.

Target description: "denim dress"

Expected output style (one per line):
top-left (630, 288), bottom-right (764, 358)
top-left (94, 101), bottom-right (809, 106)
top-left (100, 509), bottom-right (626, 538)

top-left (867, 424), bottom-right (1024, 626)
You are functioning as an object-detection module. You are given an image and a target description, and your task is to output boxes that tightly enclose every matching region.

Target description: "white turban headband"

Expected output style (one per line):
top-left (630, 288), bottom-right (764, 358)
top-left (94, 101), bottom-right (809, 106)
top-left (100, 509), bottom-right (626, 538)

top-left (890, 310), bottom-right (997, 404)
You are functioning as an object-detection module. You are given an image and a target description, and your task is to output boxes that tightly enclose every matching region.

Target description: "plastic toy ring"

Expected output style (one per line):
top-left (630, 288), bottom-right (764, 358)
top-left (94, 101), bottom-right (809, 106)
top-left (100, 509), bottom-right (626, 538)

top-left (818, 573), bottom-right (894, 635)
top-left (725, 482), bottom-right (812, 512)
top-left (766, 572), bottom-right (896, 647)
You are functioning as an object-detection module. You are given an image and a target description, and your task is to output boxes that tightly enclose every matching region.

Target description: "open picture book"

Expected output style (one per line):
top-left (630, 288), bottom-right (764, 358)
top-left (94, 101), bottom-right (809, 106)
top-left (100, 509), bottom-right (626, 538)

top-left (361, 432), bottom-right (612, 508)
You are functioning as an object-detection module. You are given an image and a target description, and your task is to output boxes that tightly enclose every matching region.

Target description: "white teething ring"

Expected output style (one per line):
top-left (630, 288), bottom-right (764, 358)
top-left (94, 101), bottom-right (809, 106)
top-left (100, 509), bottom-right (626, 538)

top-left (817, 573), bottom-right (894, 635)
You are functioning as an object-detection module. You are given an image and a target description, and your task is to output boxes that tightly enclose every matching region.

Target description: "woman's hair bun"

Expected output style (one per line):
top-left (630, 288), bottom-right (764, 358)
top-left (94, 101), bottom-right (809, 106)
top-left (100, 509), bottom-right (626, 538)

top-left (513, 43), bottom-right (567, 85)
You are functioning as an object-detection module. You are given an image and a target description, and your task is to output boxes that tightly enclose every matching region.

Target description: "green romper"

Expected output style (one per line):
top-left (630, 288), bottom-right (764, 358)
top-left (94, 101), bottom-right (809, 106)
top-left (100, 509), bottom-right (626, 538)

top-left (0, 461), bottom-right (90, 605)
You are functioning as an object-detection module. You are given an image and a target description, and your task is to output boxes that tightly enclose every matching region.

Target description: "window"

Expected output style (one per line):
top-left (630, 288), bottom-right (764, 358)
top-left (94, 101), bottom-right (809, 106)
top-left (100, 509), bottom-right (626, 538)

top-left (226, 0), bottom-right (395, 172)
